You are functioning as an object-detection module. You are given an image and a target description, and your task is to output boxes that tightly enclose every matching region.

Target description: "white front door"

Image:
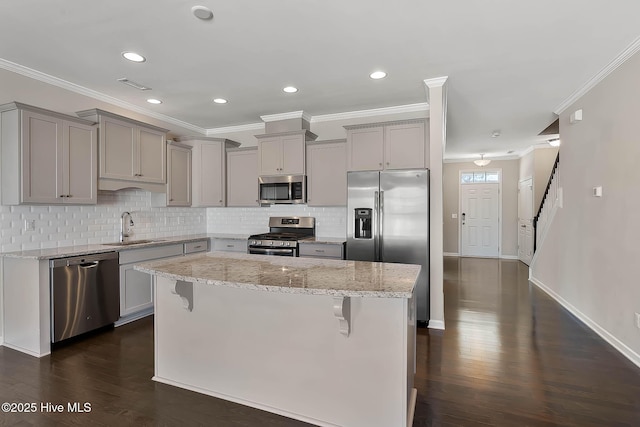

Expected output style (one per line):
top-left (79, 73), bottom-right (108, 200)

top-left (461, 184), bottom-right (499, 257)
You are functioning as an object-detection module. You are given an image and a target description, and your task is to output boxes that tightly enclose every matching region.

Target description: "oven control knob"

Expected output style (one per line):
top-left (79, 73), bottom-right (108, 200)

top-left (256, 240), bottom-right (262, 245)
top-left (250, 240), bottom-right (256, 245)
top-left (280, 242), bottom-right (285, 246)
top-left (285, 242), bottom-right (290, 246)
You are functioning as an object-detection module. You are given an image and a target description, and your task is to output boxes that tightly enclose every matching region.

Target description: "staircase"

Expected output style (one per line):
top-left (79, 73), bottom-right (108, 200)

top-left (533, 153), bottom-right (560, 252)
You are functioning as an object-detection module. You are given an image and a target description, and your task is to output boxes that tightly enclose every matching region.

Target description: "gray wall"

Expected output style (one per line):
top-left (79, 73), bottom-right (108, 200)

top-left (443, 159), bottom-right (519, 256)
top-left (531, 50), bottom-right (640, 364)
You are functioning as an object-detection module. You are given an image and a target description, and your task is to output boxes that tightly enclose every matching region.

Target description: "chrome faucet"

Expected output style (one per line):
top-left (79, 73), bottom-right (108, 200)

top-left (120, 211), bottom-right (134, 242)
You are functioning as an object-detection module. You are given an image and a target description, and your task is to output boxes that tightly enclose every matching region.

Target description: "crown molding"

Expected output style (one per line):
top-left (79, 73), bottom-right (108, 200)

top-left (205, 122), bottom-right (264, 136)
top-left (260, 110), bottom-right (312, 122)
top-left (554, 35), bottom-right (640, 115)
top-left (0, 58), bottom-right (206, 135)
top-left (443, 154), bottom-right (521, 164)
top-left (423, 76), bottom-right (449, 89)
top-left (311, 103), bottom-right (429, 123)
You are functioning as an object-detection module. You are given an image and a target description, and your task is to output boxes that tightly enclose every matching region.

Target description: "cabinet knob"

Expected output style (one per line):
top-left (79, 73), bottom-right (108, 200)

top-left (59, 195), bottom-right (65, 198)
top-left (169, 198), bottom-right (174, 201)
top-left (67, 195), bottom-right (72, 198)
top-left (386, 162), bottom-right (390, 166)
top-left (219, 200), bottom-right (222, 203)
top-left (379, 162), bottom-right (383, 166)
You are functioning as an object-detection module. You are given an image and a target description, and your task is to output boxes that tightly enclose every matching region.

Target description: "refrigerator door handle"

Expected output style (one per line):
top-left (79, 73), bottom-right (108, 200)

top-left (379, 190), bottom-right (384, 260)
top-left (374, 191), bottom-right (379, 260)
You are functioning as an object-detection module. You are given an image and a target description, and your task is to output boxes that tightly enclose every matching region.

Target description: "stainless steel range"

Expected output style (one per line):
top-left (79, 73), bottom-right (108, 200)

top-left (248, 216), bottom-right (315, 257)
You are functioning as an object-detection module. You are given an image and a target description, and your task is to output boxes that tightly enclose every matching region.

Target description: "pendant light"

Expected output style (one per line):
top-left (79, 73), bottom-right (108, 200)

top-left (474, 154), bottom-right (491, 167)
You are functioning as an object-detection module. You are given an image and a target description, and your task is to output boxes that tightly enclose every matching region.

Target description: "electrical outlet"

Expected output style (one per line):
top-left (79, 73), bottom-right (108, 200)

top-left (24, 219), bottom-right (35, 231)
top-left (636, 313), bottom-right (640, 329)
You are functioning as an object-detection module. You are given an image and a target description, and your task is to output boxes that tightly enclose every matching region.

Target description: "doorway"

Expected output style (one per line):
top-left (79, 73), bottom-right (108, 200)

top-left (518, 178), bottom-right (534, 265)
top-left (459, 170), bottom-right (501, 257)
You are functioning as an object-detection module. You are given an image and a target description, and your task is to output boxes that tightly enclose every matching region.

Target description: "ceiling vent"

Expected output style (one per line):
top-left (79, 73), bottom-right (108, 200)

top-left (117, 78), bottom-right (151, 91)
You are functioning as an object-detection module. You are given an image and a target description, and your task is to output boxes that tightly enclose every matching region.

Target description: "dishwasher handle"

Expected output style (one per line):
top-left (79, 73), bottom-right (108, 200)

top-left (50, 252), bottom-right (118, 268)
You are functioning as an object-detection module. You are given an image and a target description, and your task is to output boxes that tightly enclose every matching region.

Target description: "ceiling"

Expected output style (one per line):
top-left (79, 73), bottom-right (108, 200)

top-left (1, 0), bottom-right (639, 160)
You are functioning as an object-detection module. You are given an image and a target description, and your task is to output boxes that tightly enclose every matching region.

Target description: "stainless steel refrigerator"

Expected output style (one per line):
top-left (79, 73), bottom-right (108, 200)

top-left (346, 170), bottom-right (429, 323)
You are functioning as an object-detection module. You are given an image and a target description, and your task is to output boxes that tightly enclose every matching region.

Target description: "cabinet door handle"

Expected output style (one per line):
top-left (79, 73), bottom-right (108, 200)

top-left (194, 245), bottom-right (203, 249)
top-left (315, 249), bottom-right (325, 253)
top-left (226, 245), bottom-right (234, 248)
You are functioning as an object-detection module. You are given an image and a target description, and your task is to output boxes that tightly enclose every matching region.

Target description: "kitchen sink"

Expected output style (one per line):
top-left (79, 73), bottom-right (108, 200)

top-left (102, 239), bottom-right (164, 246)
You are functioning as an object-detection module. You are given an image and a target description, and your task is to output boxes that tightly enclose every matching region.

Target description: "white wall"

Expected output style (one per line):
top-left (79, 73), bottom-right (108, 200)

top-left (0, 189), bottom-right (206, 253)
top-left (208, 205), bottom-right (346, 237)
top-left (531, 50), bottom-right (640, 366)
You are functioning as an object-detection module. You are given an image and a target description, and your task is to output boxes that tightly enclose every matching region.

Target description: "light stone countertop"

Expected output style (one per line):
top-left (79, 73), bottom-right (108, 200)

top-left (1, 234), bottom-right (211, 260)
top-left (134, 251), bottom-right (419, 298)
top-left (209, 233), bottom-right (250, 240)
top-left (299, 237), bottom-right (346, 245)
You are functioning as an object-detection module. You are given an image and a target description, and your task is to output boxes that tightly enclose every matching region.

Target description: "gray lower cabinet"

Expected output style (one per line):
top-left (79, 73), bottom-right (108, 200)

top-left (116, 244), bottom-right (184, 326)
top-left (212, 238), bottom-right (247, 252)
top-left (299, 242), bottom-right (345, 260)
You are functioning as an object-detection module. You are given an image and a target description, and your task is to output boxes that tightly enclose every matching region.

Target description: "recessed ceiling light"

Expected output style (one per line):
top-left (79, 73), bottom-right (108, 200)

top-left (122, 52), bottom-right (146, 63)
top-left (283, 86), bottom-right (298, 93)
top-left (213, 98), bottom-right (228, 104)
top-left (146, 98), bottom-right (162, 104)
top-left (369, 71), bottom-right (387, 80)
top-left (192, 5), bottom-right (214, 20)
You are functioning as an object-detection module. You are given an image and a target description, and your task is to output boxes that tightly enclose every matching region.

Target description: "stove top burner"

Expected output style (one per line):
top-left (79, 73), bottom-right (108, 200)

top-left (249, 232), bottom-right (306, 241)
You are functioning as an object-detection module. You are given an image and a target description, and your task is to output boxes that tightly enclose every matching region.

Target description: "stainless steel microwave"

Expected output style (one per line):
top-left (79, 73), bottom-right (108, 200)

top-left (258, 175), bottom-right (306, 204)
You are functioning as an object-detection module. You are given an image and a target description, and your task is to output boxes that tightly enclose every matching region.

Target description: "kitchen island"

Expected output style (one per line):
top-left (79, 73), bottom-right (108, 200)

top-left (135, 251), bottom-right (419, 427)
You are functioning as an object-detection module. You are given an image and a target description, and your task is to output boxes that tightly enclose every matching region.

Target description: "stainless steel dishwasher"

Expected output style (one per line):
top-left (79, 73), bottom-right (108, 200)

top-left (50, 251), bottom-right (119, 343)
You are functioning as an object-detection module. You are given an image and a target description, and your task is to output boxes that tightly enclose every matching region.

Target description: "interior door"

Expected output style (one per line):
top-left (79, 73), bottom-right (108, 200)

top-left (518, 178), bottom-right (534, 265)
top-left (461, 184), bottom-right (499, 257)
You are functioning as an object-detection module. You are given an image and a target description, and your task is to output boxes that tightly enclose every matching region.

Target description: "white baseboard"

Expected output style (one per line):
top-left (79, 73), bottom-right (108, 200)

top-left (530, 276), bottom-right (640, 369)
top-left (443, 252), bottom-right (459, 257)
top-left (500, 255), bottom-right (518, 260)
top-left (428, 320), bottom-right (445, 330)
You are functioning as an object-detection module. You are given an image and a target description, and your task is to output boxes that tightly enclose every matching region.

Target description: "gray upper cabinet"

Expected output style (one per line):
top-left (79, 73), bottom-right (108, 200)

top-left (227, 147), bottom-right (259, 207)
top-left (176, 137), bottom-right (240, 207)
top-left (166, 142), bottom-right (192, 207)
top-left (0, 102), bottom-right (97, 205)
top-left (345, 119), bottom-right (428, 171)
top-left (76, 109), bottom-right (168, 192)
top-left (306, 140), bottom-right (347, 206)
top-left (256, 130), bottom-right (317, 176)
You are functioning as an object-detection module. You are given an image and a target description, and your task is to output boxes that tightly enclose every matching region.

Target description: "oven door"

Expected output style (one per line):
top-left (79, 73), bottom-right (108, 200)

top-left (248, 247), bottom-right (297, 257)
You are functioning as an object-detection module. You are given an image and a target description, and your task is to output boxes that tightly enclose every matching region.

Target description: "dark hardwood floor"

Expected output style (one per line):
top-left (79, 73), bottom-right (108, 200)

top-left (1, 257), bottom-right (639, 426)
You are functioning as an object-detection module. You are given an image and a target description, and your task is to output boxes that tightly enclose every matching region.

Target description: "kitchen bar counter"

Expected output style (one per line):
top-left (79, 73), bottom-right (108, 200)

top-left (137, 252), bottom-right (418, 427)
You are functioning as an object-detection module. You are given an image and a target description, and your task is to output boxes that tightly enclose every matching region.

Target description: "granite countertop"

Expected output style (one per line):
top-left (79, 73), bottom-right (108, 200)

top-left (299, 237), bottom-right (346, 244)
top-left (209, 233), bottom-right (250, 240)
top-left (1, 234), bottom-right (211, 260)
top-left (134, 251), bottom-right (419, 298)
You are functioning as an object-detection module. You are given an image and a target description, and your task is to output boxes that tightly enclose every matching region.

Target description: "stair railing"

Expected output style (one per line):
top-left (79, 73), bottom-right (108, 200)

top-left (533, 153), bottom-right (560, 252)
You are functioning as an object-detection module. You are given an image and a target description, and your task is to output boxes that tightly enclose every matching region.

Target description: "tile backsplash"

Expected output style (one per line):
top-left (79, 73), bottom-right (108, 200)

top-left (0, 189), bottom-right (206, 253)
top-left (0, 190), bottom-right (347, 253)
top-left (207, 205), bottom-right (347, 237)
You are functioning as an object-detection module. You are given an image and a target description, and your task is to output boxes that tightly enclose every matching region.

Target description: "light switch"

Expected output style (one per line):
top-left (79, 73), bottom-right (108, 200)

top-left (452, 213), bottom-right (458, 219)
top-left (593, 186), bottom-right (602, 197)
